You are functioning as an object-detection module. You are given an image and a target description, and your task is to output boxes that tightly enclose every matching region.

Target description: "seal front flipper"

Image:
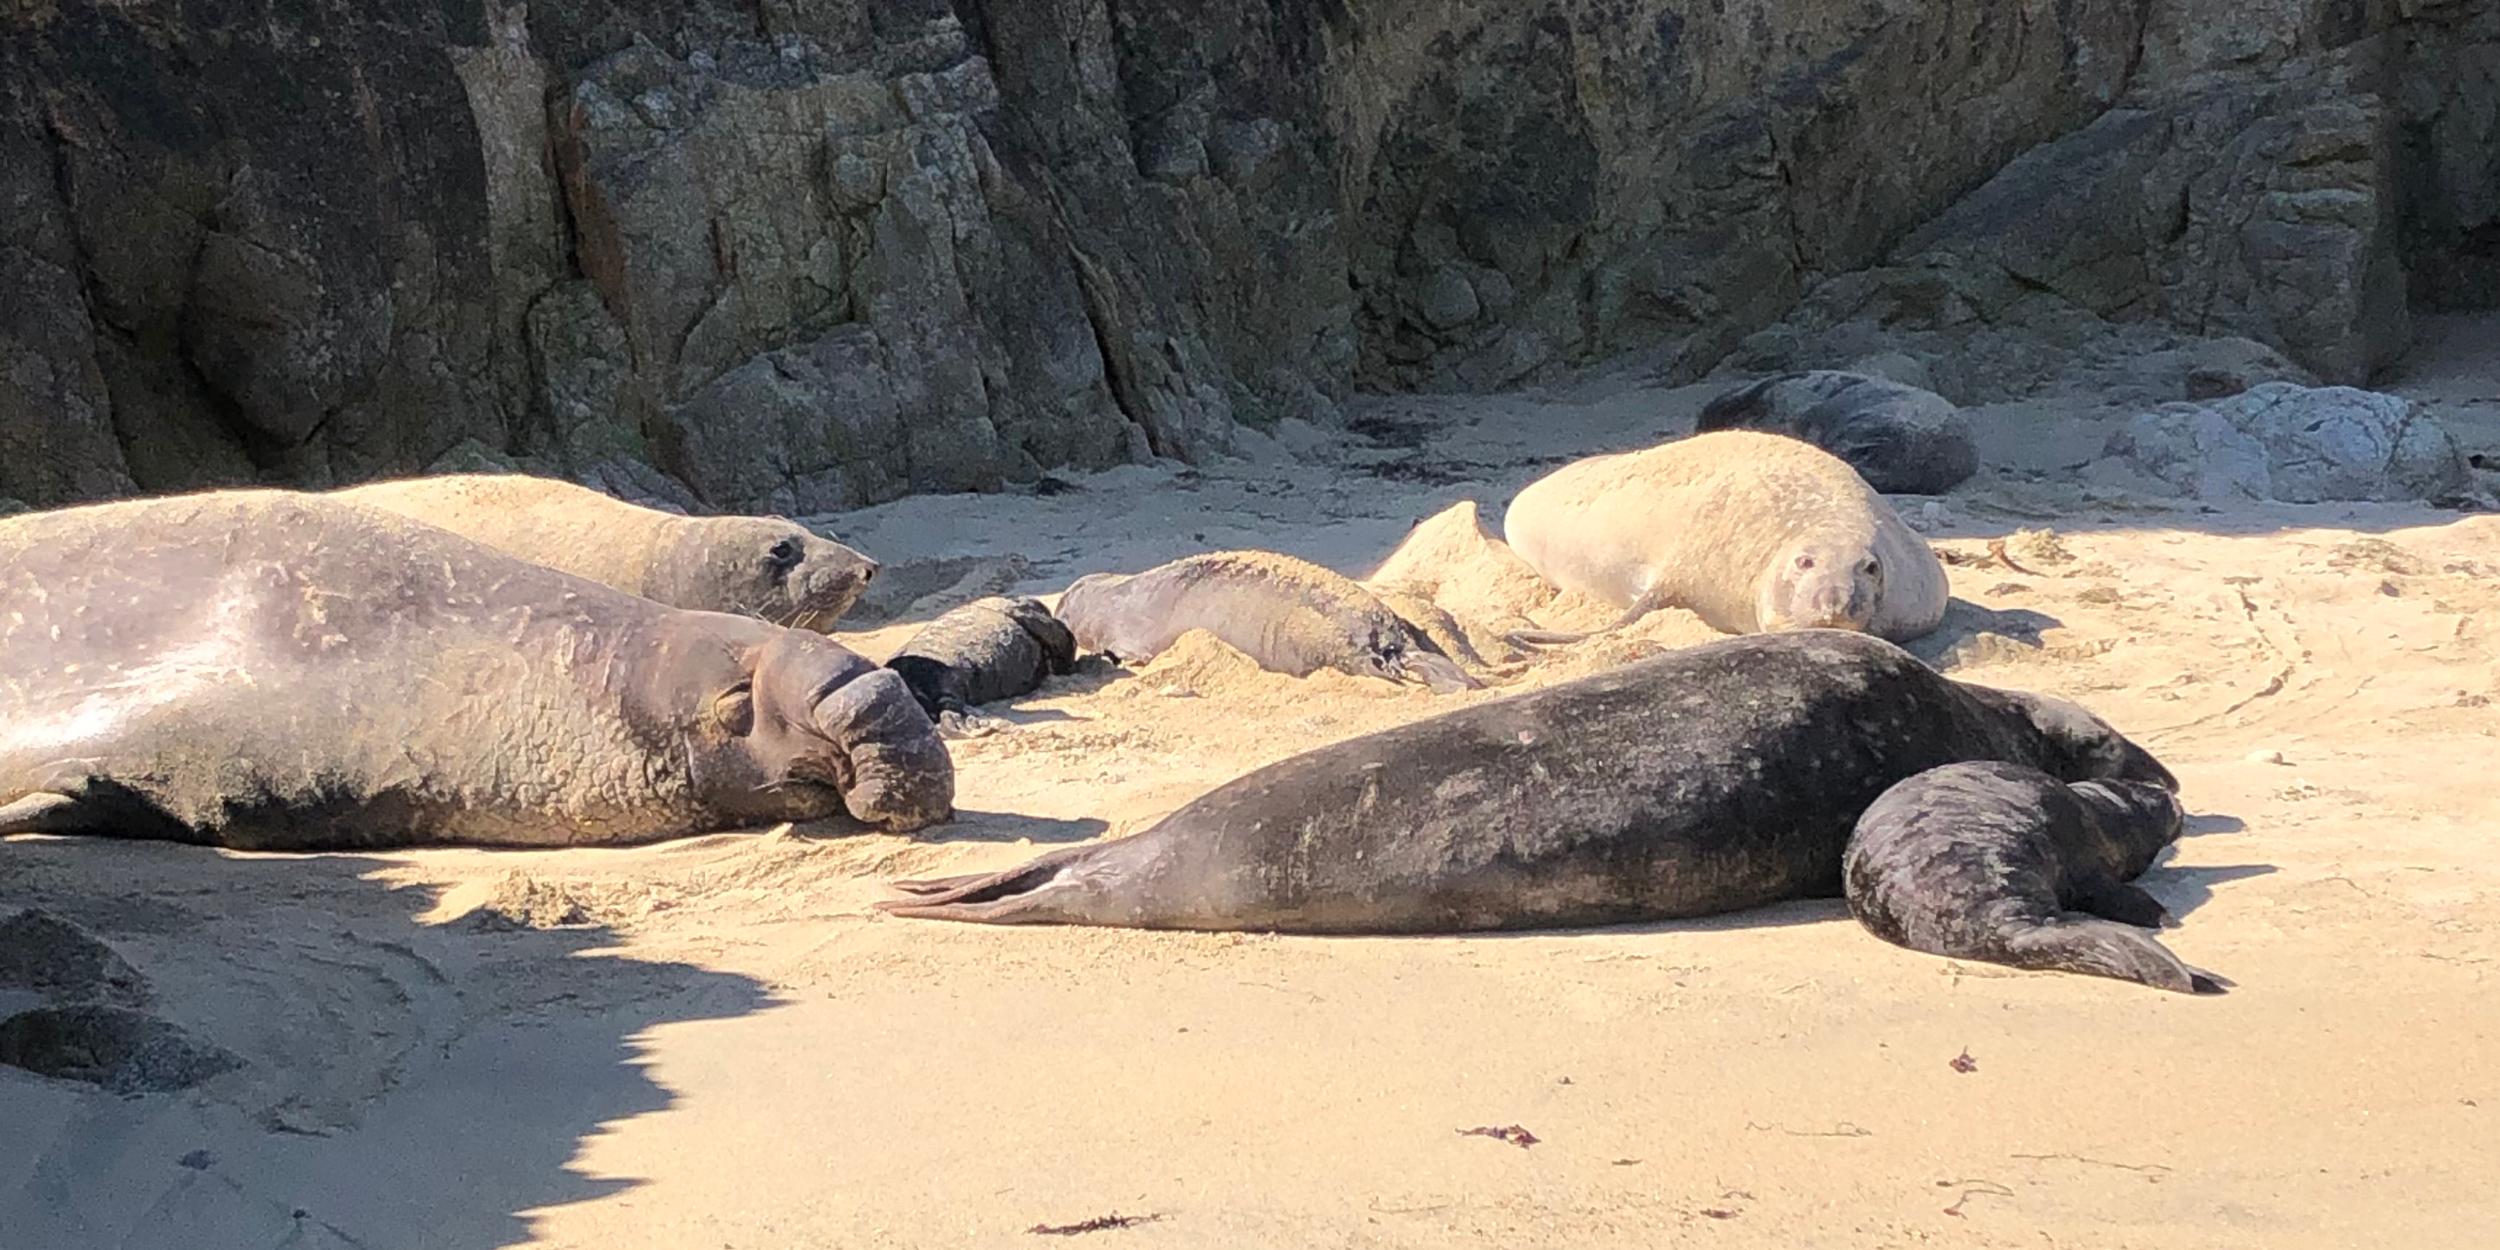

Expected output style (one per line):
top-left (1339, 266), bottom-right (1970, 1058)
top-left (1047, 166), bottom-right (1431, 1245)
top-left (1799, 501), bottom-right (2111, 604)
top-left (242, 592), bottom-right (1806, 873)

top-left (935, 709), bottom-right (1011, 740)
top-left (1395, 649), bottom-right (1483, 693)
top-left (2073, 881), bottom-right (2173, 929)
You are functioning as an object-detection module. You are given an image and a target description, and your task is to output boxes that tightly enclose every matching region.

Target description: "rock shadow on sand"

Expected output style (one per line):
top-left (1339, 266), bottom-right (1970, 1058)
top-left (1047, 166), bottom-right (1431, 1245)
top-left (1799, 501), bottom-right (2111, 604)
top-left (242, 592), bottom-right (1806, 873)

top-left (0, 835), bottom-right (774, 1250)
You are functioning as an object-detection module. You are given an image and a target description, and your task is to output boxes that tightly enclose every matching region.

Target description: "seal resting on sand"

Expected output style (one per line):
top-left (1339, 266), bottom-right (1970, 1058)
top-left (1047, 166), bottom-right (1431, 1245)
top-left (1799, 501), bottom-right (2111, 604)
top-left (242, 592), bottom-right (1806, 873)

top-left (884, 597), bottom-right (1079, 738)
top-left (1501, 429), bottom-right (1948, 644)
top-left (1056, 551), bottom-right (1480, 692)
top-left (1844, 761), bottom-right (2222, 994)
top-left (0, 491), bottom-right (952, 849)
top-left (1697, 371), bottom-right (1979, 495)
top-left (876, 630), bottom-right (2171, 931)
top-left (334, 473), bottom-right (880, 630)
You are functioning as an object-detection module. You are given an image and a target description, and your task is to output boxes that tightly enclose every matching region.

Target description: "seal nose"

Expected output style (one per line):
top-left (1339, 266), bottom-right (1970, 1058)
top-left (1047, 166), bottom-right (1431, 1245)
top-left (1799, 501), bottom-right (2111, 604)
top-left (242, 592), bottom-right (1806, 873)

top-left (857, 557), bottom-right (879, 584)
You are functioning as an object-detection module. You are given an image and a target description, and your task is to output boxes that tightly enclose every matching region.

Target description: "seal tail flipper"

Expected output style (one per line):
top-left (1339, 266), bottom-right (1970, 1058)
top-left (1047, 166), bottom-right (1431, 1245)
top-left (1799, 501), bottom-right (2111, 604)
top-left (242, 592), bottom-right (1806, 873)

top-left (2000, 916), bottom-right (2227, 995)
top-left (876, 843), bottom-right (1107, 924)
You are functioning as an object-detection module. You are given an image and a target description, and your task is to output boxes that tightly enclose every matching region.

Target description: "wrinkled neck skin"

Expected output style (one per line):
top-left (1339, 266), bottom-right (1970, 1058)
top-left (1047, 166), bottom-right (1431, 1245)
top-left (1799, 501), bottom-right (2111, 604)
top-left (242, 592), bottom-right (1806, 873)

top-left (635, 614), bottom-right (863, 830)
top-left (1956, 683), bottom-right (2179, 791)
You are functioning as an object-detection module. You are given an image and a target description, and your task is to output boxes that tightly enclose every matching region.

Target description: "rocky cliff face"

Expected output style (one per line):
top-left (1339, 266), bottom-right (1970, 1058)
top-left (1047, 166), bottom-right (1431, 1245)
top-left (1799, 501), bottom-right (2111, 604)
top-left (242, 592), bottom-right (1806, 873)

top-left (2, 1), bottom-right (2492, 513)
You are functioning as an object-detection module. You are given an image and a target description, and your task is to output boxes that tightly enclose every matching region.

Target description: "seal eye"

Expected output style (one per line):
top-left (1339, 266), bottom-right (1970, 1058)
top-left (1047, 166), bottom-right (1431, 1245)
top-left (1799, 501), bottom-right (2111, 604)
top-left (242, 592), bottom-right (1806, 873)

top-left (712, 681), bottom-right (756, 736)
top-left (1795, 555), bottom-right (1816, 570)
top-left (765, 538), bottom-right (804, 574)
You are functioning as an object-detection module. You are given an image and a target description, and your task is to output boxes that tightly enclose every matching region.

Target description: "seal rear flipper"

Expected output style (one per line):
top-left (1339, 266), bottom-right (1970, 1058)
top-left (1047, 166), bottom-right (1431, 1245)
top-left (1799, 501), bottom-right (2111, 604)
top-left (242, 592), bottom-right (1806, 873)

top-left (2000, 916), bottom-right (2225, 995)
top-left (875, 843), bottom-right (1110, 925)
top-left (0, 793), bottom-right (82, 836)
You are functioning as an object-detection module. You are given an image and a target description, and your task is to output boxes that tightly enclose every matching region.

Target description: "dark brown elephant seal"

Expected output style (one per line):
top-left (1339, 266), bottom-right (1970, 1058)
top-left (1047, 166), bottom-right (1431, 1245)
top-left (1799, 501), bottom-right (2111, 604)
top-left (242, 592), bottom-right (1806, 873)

top-left (0, 491), bottom-right (952, 849)
top-left (1844, 761), bottom-right (2222, 994)
top-left (333, 473), bottom-right (880, 630)
top-left (1056, 551), bottom-right (1480, 692)
top-left (1697, 371), bottom-right (1979, 495)
top-left (884, 597), bottom-right (1078, 739)
top-left (877, 630), bottom-right (2171, 931)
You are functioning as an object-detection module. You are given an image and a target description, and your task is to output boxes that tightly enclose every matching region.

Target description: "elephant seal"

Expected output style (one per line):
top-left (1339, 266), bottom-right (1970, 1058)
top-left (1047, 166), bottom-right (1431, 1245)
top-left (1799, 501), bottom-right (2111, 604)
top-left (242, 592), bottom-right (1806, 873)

top-left (0, 491), bottom-right (952, 849)
top-left (1844, 761), bottom-right (2221, 994)
top-left (1056, 552), bottom-right (1480, 692)
top-left (884, 597), bottom-right (1079, 738)
top-left (1697, 371), bottom-right (1979, 495)
top-left (1502, 430), bottom-right (1948, 645)
top-left (876, 630), bottom-right (2172, 931)
top-left (333, 473), bottom-right (880, 630)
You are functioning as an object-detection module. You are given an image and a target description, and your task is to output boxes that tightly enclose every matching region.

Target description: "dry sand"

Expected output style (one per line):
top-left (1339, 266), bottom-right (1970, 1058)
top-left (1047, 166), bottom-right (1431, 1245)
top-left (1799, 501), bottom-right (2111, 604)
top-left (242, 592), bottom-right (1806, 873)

top-left (6, 317), bottom-right (2500, 1248)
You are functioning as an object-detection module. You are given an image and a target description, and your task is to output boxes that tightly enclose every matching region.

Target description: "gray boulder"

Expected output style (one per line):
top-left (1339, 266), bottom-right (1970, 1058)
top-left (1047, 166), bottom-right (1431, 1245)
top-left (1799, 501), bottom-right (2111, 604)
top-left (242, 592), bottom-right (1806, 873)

top-left (2096, 383), bottom-right (2472, 504)
top-left (1696, 371), bottom-right (1979, 494)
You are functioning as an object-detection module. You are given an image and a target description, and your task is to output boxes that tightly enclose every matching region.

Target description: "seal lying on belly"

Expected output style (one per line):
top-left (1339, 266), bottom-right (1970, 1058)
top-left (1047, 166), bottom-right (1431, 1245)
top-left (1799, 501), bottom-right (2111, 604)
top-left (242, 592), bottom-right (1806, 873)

top-left (883, 596), bottom-right (1079, 738)
top-left (1844, 761), bottom-right (2222, 994)
top-left (333, 473), bottom-right (880, 631)
top-left (0, 491), bottom-right (952, 849)
top-left (876, 630), bottom-right (2171, 931)
top-left (1501, 430), bottom-right (1948, 645)
top-left (1056, 551), bottom-right (1480, 692)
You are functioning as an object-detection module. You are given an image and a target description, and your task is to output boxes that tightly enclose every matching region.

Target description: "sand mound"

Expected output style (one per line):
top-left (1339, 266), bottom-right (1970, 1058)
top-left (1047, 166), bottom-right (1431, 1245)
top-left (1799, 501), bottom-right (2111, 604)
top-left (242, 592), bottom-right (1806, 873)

top-left (0, 1004), bottom-right (244, 1093)
top-left (1364, 500), bottom-right (1556, 623)
top-left (0, 909), bottom-right (149, 1005)
top-left (1129, 627), bottom-right (1284, 696)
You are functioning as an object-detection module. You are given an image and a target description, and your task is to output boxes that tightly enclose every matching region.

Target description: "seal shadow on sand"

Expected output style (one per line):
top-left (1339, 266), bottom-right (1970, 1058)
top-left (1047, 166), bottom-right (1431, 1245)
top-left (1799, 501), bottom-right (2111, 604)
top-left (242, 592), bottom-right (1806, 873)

top-left (1904, 600), bottom-right (2063, 667)
top-left (907, 810), bottom-right (1108, 846)
top-left (0, 836), bottom-right (774, 1250)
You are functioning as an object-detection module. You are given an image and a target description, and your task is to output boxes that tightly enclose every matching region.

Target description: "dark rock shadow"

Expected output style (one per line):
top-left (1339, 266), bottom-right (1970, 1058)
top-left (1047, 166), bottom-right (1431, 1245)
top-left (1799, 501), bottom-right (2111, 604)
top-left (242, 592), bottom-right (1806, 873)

top-left (0, 835), bottom-right (774, 1249)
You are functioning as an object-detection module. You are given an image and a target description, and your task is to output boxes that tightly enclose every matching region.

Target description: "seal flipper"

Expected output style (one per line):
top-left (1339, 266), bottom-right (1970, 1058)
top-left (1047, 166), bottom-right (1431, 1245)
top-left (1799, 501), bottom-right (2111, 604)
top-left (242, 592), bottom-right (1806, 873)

top-left (1396, 650), bottom-right (1483, 693)
top-left (878, 838), bottom-right (1157, 925)
top-left (1504, 585), bottom-right (1672, 649)
top-left (1999, 916), bottom-right (2224, 995)
top-left (2073, 881), bottom-right (2172, 929)
top-left (935, 708), bottom-right (1011, 740)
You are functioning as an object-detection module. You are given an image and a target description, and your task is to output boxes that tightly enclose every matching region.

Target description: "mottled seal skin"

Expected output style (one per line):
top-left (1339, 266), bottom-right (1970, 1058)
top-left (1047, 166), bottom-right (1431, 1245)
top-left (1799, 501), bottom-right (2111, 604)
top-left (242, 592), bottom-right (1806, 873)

top-left (884, 597), bottom-right (1079, 739)
top-left (0, 491), bottom-right (952, 849)
top-left (334, 473), bottom-right (881, 630)
top-left (1502, 429), bottom-right (1949, 645)
top-left (1844, 761), bottom-right (2222, 994)
top-left (877, 630), bottom-right (2172, 931)
top-left (1698, 371), bottom-right (1980, 495)
top-left (1056, 552), bottom-right (1481, 693)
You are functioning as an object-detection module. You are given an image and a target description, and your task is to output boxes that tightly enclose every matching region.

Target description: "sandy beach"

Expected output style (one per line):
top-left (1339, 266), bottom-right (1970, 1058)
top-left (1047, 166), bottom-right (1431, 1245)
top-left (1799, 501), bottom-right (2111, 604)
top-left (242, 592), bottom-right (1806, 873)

top-left (6, 317), bottom-right (2499, 1249)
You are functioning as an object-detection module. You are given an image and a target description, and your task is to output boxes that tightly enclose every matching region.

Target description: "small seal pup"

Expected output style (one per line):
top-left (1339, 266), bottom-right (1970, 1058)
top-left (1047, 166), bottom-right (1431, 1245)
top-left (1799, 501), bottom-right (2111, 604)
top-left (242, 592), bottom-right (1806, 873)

top-left (1844, 761), bottom-right (2223, 994)
top-left (333, 473), bottom-right (880, 630)
top-left (876, 630), bottom-right (2171, 931)
top-left (1501, 429), bottom-right (1948, 644)
top-left (883, 597), bottom-right (1079, 738)
top-left (1697, 371), bottom-right (1980, 495)
top-left (0, 491), bottom-right (952, 849)
top-left (1056, 551), bottom-right (1480, 692)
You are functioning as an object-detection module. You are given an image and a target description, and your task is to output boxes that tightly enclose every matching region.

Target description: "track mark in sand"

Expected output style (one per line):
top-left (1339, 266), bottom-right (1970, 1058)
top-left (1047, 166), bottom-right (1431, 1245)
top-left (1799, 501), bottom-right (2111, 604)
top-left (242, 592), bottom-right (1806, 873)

top-left (2143, 585), bottom-right (2301, 743)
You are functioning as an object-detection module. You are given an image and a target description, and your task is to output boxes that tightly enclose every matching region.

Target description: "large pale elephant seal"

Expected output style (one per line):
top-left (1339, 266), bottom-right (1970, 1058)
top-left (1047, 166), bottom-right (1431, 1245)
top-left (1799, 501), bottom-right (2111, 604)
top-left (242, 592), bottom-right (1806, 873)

top-left (876, 630), bottom-right (2172, 931)
top-left (333, 473), bottom-right (880, 630)
top-left (1844, 761), bottom-right (2222, 994)
top-left (1056, 552), bottom-right (1480, 692)
top-left (1502, 430), bottom-right (1948, 644)
top-left (0, 491), bottom-right (952, 849)
top-left (1697, 371), bottom-right (1979, 495)
top-left (884, 597), bottom-right (1079, 738)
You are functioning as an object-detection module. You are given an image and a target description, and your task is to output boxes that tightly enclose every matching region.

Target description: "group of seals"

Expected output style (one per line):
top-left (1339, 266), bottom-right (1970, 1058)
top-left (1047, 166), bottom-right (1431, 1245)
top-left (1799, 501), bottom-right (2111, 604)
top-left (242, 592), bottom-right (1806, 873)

top-left (335, 474), bottom-right (881, 632)
top-left (0, 491), bottom-right (953, 849)
top-left (1502, 430), bottom-right (1949, 645)
top-left (879, 630), bottom-right (2204, 991)
top-left (1056, 551), bottom-right (1481, 693)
